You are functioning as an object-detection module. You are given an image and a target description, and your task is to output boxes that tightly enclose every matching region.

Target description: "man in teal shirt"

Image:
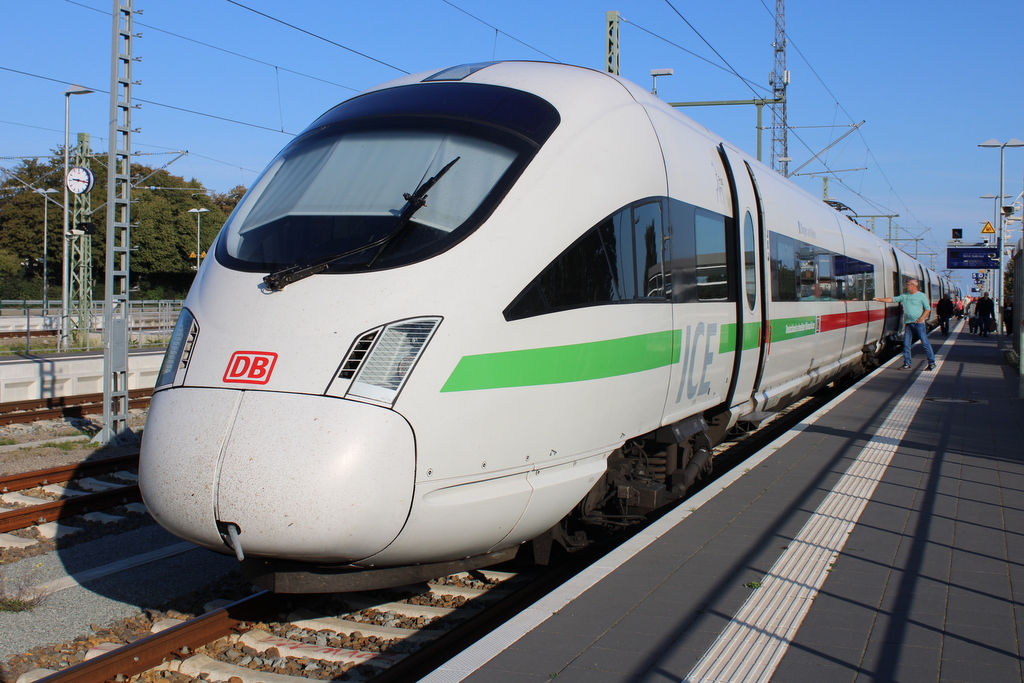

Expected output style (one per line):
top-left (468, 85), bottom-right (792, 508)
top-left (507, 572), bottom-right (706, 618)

top-left (874, 278), bottom-right (936, 370)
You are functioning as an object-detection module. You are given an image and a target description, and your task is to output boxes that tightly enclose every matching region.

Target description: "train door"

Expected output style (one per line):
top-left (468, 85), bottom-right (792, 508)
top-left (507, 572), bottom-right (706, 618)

top-left (718, 145), bottom-right (765, 412)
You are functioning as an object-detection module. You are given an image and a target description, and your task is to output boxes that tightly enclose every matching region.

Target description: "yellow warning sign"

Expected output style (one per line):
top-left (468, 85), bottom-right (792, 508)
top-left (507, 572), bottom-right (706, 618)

top-left (981, 221), bottom-right (995, 234)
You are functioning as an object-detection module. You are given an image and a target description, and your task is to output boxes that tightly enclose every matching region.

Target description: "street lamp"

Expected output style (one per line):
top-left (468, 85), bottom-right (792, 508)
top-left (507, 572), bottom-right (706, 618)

top-left (188, 208), bottom-right (210, 272)
top-left (61, 84), bottom-right (94, 350)
top-left (34, 188), bottom-right (59, 312)
top-left (650, 68), bottom-right (673, 97)
top-left (978, 138), bottom-right (1024, 333)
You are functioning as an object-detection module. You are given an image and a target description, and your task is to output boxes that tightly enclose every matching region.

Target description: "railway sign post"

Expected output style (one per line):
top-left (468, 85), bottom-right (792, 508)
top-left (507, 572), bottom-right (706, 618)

top-left (946, 242), bottom-right (999, 270)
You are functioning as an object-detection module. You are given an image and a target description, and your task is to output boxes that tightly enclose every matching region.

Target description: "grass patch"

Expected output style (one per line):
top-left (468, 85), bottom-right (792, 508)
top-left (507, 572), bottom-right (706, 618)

top-left (0, 563), bottom-right (50, 612)
top-left (38, 439), bottom-right (93, 451)
top-left (0, 438), bottom-right (16, 446)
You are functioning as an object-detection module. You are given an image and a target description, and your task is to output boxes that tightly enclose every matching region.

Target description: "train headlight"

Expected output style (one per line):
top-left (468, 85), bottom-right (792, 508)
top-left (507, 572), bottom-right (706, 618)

top-left (345, 317), bottom-right (441, 406)
top-left (156, 308), bottom-right (199, 389)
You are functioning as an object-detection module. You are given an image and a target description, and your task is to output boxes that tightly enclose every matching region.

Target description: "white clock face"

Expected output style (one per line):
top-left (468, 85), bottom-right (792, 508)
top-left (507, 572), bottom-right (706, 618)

top-left (66, 167), bottom-right (94, 195)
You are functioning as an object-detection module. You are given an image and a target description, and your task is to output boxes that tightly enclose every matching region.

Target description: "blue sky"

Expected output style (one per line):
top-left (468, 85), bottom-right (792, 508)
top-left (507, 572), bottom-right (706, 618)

top-left (3, 0), bottom-right (1021, 293)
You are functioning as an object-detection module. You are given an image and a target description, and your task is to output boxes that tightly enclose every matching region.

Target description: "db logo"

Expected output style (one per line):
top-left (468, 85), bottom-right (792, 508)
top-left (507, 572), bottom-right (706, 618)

top-left (223, 351), bottom-right (278, 385)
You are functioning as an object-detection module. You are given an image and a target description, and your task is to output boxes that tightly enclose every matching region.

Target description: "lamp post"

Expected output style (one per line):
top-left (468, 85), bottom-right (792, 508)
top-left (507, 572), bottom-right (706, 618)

top-left (34, 188), bottom-right (59, 312)
top-left (978, 138), bottom-right (1024, 335)
top-left (62, 84), bottom-right (94, 350)
top-left (188, 208), bottom-right (209, 272)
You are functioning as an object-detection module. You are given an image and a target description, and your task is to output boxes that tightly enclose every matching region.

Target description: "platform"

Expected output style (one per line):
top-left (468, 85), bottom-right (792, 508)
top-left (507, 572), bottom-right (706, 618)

top-left (421, 321), bottom-right (1023, 683)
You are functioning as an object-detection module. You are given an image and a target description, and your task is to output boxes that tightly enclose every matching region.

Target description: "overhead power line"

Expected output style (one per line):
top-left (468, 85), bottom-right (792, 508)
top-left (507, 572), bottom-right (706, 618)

top-left (0, 65), bottom-right (298, 136)
top-left (61, 0), bottom-right (359, 93)
top-left (662, 0), bottom-right (763, 100)
top-left (440, 1), bottom-right (561, 62)
top-left (621, 19), bottom-right (769, 95)
top-left (224, 0), bottom-right (410, 75)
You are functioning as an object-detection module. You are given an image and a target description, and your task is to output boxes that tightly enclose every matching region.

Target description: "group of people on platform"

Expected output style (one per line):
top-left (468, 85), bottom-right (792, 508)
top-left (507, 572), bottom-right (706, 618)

top-left (961, 293), bottom-right (1013, 338)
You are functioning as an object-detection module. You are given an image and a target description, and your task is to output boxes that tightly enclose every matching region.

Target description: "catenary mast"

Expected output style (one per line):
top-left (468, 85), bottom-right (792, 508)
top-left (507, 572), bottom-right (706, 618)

top-left (769, 0), bottom-right (789, 176)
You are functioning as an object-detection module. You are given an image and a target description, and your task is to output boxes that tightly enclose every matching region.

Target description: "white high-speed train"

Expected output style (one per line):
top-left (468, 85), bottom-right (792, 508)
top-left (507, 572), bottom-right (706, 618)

top-left (139, 61), bottom-right (953, 592)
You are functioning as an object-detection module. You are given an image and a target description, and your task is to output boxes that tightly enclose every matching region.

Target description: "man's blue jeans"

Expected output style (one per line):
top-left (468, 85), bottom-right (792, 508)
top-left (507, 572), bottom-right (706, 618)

top-left (903, 322), bottom-right (935, 366)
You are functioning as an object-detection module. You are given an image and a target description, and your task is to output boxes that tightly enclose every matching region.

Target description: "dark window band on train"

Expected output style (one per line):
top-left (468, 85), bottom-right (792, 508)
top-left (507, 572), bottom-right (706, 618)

top-left (216, 83), bottom-right (560, 275)
top-left (504, 197), bottom-right (735, 320)
top-left (769, 231), bottom-right (875, 302)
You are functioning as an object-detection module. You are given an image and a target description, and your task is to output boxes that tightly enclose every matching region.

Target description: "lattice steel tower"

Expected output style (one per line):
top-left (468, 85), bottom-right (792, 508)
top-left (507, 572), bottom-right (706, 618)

top-left (769, 0), bottom-right (789, 176)
top-left (69, 133), bottom-right (94, 345)
top-left (97, 0), bottom-right (137, 445)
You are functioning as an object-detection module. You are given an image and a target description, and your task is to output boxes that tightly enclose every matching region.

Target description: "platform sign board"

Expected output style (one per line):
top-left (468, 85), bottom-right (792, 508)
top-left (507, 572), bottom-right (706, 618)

top-left (947, 247), bottom-right (999, 269)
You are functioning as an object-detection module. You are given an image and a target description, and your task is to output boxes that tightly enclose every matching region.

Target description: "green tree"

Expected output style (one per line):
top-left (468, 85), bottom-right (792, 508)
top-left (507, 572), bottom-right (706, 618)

top-left (1, 153), bottom-right (231, 300)
top-left (211, 185), bottom-right (247, 215)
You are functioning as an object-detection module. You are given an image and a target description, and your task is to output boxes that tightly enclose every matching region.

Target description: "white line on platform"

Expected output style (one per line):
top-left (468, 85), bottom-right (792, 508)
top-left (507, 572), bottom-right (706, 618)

top-left (683, 348), bottom-right (945, 683)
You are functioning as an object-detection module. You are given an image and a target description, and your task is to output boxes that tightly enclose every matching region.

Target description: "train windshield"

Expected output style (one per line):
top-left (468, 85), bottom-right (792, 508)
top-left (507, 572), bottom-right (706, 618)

top-left (216, 82), bottom-right (560, 274)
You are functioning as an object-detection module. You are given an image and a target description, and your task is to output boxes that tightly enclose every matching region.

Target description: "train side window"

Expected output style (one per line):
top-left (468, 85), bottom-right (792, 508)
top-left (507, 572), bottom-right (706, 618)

top-left (695, 208), bottom-right (728, 301)
top-left (633, 201), bottom-right (664, 298)
top-left (597, 210), bottom-right (636, 301)
top-left (743, 212), bottom-right (756, 310)
top-left (504, 199), bottom-right (666, 320)
top-left (667, 199), bottom-right (696, 303)
top-left (770, 232), bottom-right (798, 301)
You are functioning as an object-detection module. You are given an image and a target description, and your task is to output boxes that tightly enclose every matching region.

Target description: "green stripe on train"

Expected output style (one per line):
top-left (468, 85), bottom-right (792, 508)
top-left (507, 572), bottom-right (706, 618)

top-left (440, 330), bottom-right (682, 392)
top-left (718, 322), bottom-right (763, 353)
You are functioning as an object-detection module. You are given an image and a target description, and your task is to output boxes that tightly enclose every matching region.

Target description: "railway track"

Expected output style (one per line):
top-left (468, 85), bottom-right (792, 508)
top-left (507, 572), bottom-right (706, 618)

top-left (0, 389), bottom-right (152, 426)
top-left (19, 442), bottom-right (780, 683)
top-left (3, 375), bottom-right (862, 682)
top-left (0, 454), bottom-right (141, 536)
top-left (20, 569), bottom-right (526, 683)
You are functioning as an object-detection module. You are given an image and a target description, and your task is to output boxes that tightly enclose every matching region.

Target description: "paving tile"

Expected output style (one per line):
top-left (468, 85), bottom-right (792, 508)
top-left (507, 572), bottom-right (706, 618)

top-left (858, 648), bottom-right (941, 681)
top-left (463, 667), bottom-right (550, 682)
top-left (553, 663), bottom-right (643, 682)
top-left (510, 629), bottom-right (598, 657)
top-left (940, 658), bottom-right (1024, 683)
top-left (940, 636), bottom-right (1021, 665)
top-left (482, 646), bottom-right (578, 676)
top-left (865, 620), bottom-right (945, 650)
top-left (539, 610), bottom-right (619, 638)
top-left (770, 653), bottom-right (861, 683)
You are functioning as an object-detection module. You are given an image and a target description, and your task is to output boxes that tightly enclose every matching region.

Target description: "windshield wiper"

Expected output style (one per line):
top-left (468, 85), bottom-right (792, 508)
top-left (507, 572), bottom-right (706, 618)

top-left (262, 156), bottom-right (461, 292)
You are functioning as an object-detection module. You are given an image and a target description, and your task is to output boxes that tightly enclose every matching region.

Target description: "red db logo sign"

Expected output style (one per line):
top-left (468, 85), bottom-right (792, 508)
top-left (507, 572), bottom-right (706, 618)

top-left (223, 351), bottom-right (278, 385)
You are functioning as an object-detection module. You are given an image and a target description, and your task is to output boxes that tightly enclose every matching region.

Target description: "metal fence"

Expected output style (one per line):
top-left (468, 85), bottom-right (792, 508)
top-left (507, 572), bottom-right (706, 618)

top-left (0, 300), bottom-right (182, 355)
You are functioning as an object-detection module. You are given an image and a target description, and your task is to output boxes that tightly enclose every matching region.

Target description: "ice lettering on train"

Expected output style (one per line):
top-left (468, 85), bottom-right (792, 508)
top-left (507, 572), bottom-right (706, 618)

top-left (677, 322), bottom-right (717, 402)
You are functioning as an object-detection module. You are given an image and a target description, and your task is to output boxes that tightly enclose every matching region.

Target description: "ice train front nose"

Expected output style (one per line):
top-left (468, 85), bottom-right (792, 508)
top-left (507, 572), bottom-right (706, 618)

top-left (139, 388), bottom-right (415, 563)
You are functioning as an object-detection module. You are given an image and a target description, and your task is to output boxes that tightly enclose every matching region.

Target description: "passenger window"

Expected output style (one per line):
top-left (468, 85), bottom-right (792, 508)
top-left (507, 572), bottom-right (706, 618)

top-left (770, 232), bottom-right (798, 301)
top-left (695, 208), bottom-right (728, 301)
top-left (633, 202), bottom-right (664, 298)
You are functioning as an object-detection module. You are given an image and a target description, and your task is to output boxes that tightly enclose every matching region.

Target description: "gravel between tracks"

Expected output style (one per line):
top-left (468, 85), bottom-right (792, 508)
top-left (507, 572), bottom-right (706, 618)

top-left (0, 410), bottom-right (148, 476)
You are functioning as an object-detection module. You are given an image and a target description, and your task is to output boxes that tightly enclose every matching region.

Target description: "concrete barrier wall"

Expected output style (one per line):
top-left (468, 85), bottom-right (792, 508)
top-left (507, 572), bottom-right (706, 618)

top-left (0, 350), bottom-right (164, 402)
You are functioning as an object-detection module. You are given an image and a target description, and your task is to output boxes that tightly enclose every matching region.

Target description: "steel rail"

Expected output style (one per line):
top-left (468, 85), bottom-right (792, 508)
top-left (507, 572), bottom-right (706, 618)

top-left (0, 484), bottom-right (142, 533)
top-left (0, 453), bottom-right (139, 493)
top-left (34, 591), bottom-right (277, 683)
top-left (0, 388), bottom-right (151, 426)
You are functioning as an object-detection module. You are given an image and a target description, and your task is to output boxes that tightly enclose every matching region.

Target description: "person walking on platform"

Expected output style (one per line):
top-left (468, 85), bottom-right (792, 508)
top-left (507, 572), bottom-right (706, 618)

top-left (937, 294), bottom-right (954, 335)
top-left (874, 278), bottom-right (936, 370)
top-left (1003, 299), bottom-right (1013, 336)
top-left (976, 293), bottom-right (995, 337)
